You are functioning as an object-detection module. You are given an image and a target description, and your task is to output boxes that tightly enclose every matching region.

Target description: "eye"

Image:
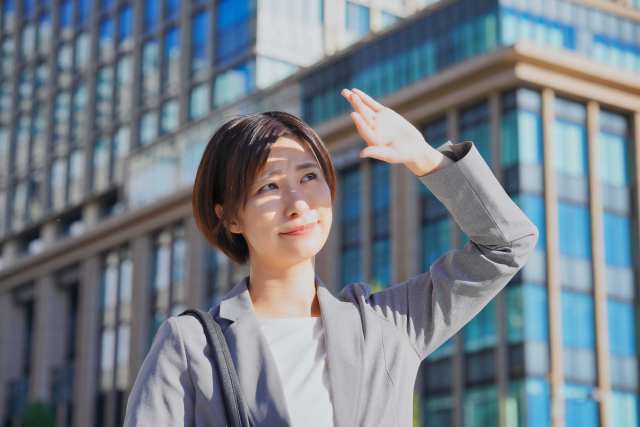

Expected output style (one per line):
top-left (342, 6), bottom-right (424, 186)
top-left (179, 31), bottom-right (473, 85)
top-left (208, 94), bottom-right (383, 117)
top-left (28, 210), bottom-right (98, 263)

top-left (258, 172), bottom-right (318, 193)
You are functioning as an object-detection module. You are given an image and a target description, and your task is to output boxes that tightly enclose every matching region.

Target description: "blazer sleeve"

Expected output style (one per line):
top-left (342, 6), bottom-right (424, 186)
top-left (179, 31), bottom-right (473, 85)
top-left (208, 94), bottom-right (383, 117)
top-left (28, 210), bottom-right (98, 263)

top-left (123, 317), bottom-right (196, 427)
top-left (361, 139), bottom-right (539, 361)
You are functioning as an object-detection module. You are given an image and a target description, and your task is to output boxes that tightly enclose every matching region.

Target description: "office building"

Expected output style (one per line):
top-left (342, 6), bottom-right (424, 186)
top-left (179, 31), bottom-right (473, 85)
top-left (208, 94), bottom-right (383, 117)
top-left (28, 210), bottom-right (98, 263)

top-left (1, 0), bottom-right (639, 426)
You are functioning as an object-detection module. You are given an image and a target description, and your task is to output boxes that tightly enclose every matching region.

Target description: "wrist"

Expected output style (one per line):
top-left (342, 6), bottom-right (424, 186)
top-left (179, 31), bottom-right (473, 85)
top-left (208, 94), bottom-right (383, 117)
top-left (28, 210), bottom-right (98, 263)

top-left (406, 147), bottom-right (454, 177)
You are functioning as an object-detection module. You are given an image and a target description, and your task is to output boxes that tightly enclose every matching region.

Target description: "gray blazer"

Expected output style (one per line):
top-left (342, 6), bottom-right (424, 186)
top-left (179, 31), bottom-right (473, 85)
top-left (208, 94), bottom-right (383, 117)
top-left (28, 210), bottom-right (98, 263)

top-left (124, 140), bottom-right (539, 427)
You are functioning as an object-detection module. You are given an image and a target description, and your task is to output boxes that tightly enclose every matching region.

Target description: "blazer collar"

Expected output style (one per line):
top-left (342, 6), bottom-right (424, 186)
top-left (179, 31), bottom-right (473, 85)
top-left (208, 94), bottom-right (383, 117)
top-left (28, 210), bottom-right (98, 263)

top-left (218, 274), bottom-right (364, 427)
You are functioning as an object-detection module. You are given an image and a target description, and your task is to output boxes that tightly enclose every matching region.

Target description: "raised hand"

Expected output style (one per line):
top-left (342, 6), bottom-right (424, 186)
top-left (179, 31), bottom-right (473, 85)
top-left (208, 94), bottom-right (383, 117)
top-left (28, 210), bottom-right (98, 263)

top-left (341, 88), bottom-right (454, 177)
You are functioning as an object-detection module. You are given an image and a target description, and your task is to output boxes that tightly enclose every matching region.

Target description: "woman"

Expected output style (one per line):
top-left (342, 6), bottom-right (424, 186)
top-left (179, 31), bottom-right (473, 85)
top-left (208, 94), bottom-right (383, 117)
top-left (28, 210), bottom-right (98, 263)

top-left (124, 89), bottom-right (539, 427)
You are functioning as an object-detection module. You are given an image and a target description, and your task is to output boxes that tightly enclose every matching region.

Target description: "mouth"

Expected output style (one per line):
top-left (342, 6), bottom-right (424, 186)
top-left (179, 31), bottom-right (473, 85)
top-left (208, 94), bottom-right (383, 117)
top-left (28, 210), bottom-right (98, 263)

top-left (281, 222), bottom-right (318, 236)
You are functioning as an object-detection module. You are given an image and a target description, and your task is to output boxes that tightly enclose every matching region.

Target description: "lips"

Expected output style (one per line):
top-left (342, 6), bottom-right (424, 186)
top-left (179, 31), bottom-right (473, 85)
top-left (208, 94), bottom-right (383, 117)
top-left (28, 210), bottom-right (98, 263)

top-left (282, 221), bottom-right (317, 234)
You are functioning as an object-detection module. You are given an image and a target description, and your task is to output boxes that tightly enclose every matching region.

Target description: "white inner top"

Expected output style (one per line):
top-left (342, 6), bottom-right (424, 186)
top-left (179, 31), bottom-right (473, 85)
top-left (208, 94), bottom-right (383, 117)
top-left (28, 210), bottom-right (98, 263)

top-left (257, 316), bottom-right (335, 427)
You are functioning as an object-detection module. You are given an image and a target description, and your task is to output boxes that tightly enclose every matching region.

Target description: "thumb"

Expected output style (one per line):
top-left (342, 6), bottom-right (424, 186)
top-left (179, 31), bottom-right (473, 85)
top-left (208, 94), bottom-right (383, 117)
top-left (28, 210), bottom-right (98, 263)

top-left (360, 145), bottom-right (397, 162)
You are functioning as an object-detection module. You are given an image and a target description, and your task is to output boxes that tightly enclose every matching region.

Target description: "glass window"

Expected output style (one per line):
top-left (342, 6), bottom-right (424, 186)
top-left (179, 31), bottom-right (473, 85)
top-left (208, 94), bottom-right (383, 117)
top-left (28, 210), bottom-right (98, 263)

top-left (380, 11), bottom-right (398, 29)
top-left (37, 14), bottom-right (51, 54)
top-left (21, 24), bottom-right (36, 57)
top-left (54, 91), bottom-right (71, 145)
top-left (67, 149), bottom-right (84, 203)
top-left (71, 83), bottom-right (88, 143)
top-left (75, 33), bottom-right (90, 69)
top-left (341, 166), bottom-right (361, 288)
top-left (189, 83), bottom-right (209, 121)
top-left (18, 70), bottom-right (33, 100)
top-left (460, 101), bottom-right (491, 166)
top-left (610, 391), bottom-right (639, 427)
top-left (144, 0), bottom-right (158, 33)
top-left (113, 125), bottom-right (130, 160)
top-left (92, 137), bottom-right (110, 193)
top-left (50, 157), bottom-right (68, 211)
top-left (116, 55), bottom-right (133, 119)
top-left (99, 18), bottom-right (114, 60)
top-left (464, 385), bottom-right (498, 427)
top-left (160, 99), bottom-right (179, 135)
top-left (370, 160), bottom-right (390, 291)
top-left (212, 59), bottom-right (256, 108)
top-left (139, 110), bottom-right (158, 146)
top-left (191, 10), bottom-right (209, 77)
top-left (565, 383), bottom-right (599, 427)
top-left (60, 0), bottom-right (73, 28)
top-left (57, 43), bottom-right (73, 76)
top-left (165, 0), bottom-right (181, 21)
top-left (78, 0), bottom-right (91, 27)
top-left (118, 6), bottom-right (133, 45)
top-left (163, 27), bottom-right (181, 90)
top-left (142, 40), bottom-right (160, 98)
top-left (95, 66), bottom-right (114, 124)
top-left (346, 1), bottom-right (370, 35)
top-left (216, 0), bottom-right (255, 64)
top-left (35, 63), bottom-right (48, 90)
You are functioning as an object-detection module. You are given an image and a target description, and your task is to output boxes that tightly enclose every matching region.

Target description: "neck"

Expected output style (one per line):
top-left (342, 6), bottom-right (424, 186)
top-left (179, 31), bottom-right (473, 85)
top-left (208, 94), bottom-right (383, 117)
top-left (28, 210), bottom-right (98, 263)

top-left (246, 257), bottom-right (321, 319)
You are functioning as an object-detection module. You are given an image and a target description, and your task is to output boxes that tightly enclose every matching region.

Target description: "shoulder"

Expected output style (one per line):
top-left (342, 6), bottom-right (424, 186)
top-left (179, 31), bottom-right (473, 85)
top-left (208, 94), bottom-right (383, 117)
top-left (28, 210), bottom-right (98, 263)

top-left (336, 282), bottom-right (373, 304)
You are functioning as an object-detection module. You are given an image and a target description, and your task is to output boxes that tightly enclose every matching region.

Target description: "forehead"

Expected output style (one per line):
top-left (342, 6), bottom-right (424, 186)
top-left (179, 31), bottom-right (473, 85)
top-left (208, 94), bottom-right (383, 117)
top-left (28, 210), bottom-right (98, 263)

top-left (266, 134), bottom-right (315, 160)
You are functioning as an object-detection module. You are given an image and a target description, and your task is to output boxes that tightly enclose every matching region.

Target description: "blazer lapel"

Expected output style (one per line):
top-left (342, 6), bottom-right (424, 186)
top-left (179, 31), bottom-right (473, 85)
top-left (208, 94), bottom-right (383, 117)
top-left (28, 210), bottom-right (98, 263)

top-left (316, 275), bottom-right (364, 427)
top-left (218, 276), bottom-right (292, 426)
top-left (217, 274), bottom-right (364, 427)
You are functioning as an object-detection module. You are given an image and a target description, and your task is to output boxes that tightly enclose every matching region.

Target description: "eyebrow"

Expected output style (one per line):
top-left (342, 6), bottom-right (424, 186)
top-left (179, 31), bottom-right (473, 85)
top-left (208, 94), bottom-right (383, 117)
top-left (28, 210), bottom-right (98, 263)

top-left (254, 162), bottom-right (320, 184)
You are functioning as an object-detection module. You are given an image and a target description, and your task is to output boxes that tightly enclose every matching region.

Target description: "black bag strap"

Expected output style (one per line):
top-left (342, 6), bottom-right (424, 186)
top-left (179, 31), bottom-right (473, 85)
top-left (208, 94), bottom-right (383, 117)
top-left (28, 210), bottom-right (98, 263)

top-left (179, 308), bottom-right (251, 427)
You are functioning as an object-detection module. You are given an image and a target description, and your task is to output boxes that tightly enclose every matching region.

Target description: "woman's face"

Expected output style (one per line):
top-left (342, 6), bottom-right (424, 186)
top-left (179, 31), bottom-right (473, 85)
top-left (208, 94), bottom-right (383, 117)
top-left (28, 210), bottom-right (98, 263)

top-left (220, 134), bottom-right (333, 269)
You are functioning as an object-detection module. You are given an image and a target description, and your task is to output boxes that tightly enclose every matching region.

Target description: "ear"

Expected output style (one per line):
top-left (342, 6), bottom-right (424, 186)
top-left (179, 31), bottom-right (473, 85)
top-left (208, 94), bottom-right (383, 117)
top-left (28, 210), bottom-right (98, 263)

top-left (215, 203), bottom-right (243, 234)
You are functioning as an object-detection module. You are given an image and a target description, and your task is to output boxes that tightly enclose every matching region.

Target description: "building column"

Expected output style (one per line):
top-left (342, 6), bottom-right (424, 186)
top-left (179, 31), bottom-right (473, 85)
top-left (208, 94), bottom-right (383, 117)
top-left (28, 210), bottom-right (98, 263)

top-left (72, 256), bottom-right (101, 427)
top-left (29, 274), bottom-right (68, 402)
top-left (446, 107), bottom-right (464, 427)
top-left (0, 290), bottom-right (29, 422)
top-left (586, 101), bottom-right (612, 427)
top-left (361, 160), bottom-right (372, 285)
top-left (127, 234), bottom-right (153, 402)
top-left (489, 90), bottom-right (510, 427)
top-left (542, 88), bottom-right (565, 427)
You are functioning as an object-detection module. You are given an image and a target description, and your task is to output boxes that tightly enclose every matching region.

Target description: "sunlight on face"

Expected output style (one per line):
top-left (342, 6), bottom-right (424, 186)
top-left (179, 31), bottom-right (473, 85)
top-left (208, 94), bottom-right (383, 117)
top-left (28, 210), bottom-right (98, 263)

top-left (232, 134), bottom-right (333, 269)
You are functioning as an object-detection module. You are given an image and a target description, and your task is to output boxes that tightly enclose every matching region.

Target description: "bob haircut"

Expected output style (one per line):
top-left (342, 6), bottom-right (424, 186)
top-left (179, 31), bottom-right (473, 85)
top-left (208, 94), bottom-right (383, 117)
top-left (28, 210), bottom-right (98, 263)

top-left (192, 110), bottom-right (337, 266)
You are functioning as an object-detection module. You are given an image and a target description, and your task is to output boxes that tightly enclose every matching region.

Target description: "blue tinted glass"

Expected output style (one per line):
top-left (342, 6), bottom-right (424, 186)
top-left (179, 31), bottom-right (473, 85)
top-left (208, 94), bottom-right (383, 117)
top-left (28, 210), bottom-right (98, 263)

top-left (24, 0), bottom-right (35, 18)
top-left (371, 239), bottom-right (390, 289)
top-left (342, 168), bottom-right (360, 220)
top-left (164, 27), bottom-right (180, 57)
top-left (519, 194), bottom-right (546, 249)
top-left (165, 0), bottom-right (180, 21)
top-left (191, 10), bottom-right (209, 75)
top-left (527, 378), bottom-right (550, 427)
top-left (216, 0), bottom-right (253, 63)
top-left (423, 218), bottom-right (449, 270)
top-left (565, 383), bottom-right (599, 427)
top-left (561, 291), bottom-right (595, 348)
top-left (464, 299), bottom-right (496, 352)
top-left (524, 284), bottom-right (549, 341)
top-left (60, 0), bottom-right (73, 27)
top-left (608, 300), bottom-right (636, 356)
top-left (359, 5), bottom-right (370, 35)
top-left (371, 161), bottom-right (390, 210)
top-left (604, 212), bottom-right (632, 266)
top-left (144, 0), bottom-right (158, 33)
top-left (101, 0), bottom-right (111, 11)
top-left (119, 6), bottom-right (133, 43)
top-left (78, 0), bottom-right (91, 26)
top-left (558, 202), bottom-right (591, 258)
top-left (4, 0), bottom-right (14, 14)
top-left (610, 390), bottom-right (639, 427)
top-left (100, 18), bottom-right (113, 40)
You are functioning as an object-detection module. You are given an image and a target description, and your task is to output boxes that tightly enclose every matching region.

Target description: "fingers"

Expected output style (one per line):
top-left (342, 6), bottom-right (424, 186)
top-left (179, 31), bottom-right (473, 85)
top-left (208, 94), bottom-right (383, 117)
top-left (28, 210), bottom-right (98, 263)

top-left (341, 89), bottom-right (375, 128)
top-left (351, 112), bottom-right (376, 146)
top-left (351, 88), bottom-right (384, 113)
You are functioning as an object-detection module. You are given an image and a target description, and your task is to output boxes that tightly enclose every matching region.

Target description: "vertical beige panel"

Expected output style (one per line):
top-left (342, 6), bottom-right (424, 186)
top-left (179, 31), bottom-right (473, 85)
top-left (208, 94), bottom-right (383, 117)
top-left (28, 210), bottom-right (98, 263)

top-left (587, 100), bottom-right (611, 427)
top-left (186, 214), bottom-right (207, 310)
top-left (391, 162), bottom-right (418, 285)
top-left (29, 274), bottom-right (67, 401)
top-left (361, 160), bottom-right (372, 285)
top-left (542, 88), bottom-right (566, 427)
top-left (489, 90), bottom-right (509, 427)
top-left (72, 256), bottom-right (101, 427)
top-left (128, 235), bottom-right (152, 392)
top-left (447, 107), bottom-right (464, 427)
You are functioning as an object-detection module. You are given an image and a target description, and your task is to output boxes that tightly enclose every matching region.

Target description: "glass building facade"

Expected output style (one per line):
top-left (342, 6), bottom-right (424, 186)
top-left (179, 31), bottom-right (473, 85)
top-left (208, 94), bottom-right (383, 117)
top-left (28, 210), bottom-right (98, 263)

top-left (1, 1), bottom-right (639, 426)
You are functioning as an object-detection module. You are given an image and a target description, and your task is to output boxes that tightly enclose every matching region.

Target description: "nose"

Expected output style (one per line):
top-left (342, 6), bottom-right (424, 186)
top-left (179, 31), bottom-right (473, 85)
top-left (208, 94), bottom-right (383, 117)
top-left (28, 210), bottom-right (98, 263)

top-left (283, 186), bottom-right (311, 218)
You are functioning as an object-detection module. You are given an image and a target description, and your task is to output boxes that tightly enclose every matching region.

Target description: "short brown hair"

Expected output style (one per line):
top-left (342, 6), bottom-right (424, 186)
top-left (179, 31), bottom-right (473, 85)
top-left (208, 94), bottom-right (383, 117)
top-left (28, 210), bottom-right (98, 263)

top-left (192, 110), bottom-right (337, 266)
